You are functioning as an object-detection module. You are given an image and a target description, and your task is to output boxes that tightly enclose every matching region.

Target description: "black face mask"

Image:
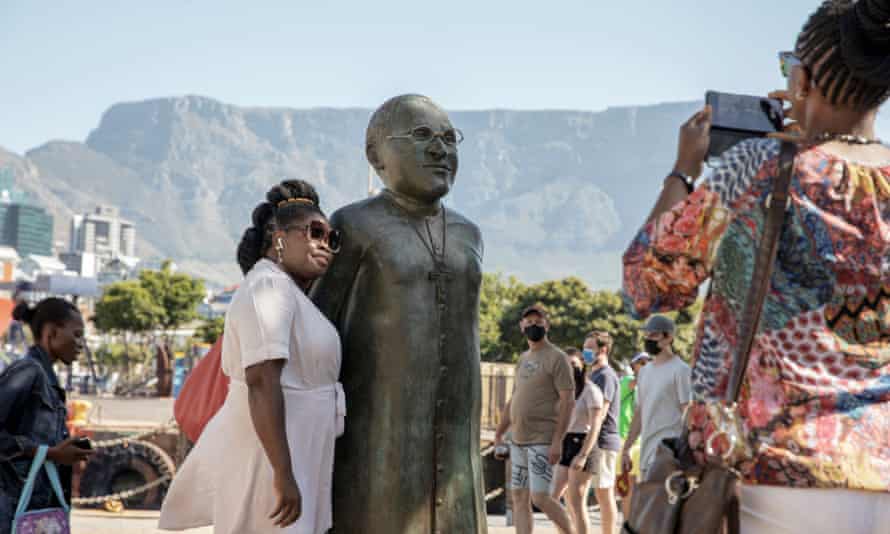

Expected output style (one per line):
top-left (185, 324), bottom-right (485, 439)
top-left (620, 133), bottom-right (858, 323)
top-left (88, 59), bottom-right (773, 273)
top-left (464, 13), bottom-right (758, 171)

top-left (644, 338), bottom-right (662, 355)
top-left (523, 325), bottom-right (546, 342)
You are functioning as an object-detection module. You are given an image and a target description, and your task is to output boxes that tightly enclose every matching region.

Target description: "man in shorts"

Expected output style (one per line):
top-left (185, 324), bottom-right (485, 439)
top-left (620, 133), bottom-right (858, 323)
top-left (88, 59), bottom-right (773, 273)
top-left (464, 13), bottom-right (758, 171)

top-left (583, 331), bottom-right (621, 534)
top-left (495, 305), bottom-right (576, 534)
top-left (622, 315), bottom-right (691, 482)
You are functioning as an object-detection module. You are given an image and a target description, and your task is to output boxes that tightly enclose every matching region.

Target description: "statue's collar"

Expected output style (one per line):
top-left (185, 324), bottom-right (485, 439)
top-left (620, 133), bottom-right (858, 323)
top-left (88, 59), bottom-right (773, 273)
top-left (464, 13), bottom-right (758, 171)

top-left (382, 189), bottom-right (442, 218)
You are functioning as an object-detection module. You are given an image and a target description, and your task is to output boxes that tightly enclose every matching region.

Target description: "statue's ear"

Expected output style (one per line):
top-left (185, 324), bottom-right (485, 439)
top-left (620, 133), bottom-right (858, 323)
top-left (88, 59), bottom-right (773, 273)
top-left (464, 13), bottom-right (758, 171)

top-left (366, 142), bottom-right (384, 173)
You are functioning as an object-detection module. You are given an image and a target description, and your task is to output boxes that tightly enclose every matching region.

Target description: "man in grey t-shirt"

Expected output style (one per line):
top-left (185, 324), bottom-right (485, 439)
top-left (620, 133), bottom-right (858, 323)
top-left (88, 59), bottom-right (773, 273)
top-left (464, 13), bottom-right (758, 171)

top-left (621, 315), bottom-right (691, 481)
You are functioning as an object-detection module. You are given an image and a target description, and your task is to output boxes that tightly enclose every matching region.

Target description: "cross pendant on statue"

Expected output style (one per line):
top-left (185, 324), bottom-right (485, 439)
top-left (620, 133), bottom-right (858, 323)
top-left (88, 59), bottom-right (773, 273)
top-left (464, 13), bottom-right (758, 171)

top-left (428, 262), bottom-right (453, 304)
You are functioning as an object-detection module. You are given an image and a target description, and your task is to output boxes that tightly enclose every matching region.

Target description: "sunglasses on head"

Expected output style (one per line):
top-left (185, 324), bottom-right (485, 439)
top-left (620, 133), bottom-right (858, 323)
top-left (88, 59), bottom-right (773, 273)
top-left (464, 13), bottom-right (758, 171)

top-left (778, 51), bottom-right (802, 78)
top-left (284, 220), bottom-right (342, 253)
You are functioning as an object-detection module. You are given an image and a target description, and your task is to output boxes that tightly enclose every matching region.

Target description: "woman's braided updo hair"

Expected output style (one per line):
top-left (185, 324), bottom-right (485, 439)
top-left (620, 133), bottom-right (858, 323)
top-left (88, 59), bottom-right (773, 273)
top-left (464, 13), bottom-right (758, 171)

top-left (236, 180), bottom-right (323, 274)
top-left (795, 0), bottom-right (890, 111)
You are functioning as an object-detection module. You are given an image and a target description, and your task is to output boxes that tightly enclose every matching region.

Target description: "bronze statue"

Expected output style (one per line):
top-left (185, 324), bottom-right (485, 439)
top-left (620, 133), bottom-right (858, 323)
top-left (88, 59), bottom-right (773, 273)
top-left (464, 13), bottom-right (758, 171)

top-left (311, 94), bottom-right (486, 533)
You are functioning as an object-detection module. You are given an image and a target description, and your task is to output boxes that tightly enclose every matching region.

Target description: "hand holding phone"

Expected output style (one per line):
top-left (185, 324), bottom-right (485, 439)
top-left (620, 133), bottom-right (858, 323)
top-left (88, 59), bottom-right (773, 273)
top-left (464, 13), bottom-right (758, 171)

top-left (705, 91), bottom-right (784, 158)
top-left (675, 106), bottom-right (714, 179)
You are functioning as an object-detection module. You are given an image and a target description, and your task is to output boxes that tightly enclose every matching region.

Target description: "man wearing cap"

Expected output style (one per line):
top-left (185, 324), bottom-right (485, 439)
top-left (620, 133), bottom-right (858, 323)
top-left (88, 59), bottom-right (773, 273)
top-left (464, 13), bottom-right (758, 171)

top-left (621, 315), bottom-right (691, 483)
top-left (494, 305), bottom-right (576, 534)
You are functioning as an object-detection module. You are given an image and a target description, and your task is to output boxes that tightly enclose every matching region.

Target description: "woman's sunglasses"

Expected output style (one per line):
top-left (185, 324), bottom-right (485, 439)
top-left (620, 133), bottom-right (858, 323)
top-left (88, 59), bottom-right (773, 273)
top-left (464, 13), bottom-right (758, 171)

top-left (778, 51), bottom-right (802, 78)
top-left (284, 220), bottom-right (342, 253)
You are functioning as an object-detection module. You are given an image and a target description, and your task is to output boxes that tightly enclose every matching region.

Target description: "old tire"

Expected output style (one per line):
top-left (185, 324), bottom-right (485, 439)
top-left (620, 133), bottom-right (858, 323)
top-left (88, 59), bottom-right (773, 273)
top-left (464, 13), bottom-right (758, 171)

top-left (78, 439), bottom-right (176, 510)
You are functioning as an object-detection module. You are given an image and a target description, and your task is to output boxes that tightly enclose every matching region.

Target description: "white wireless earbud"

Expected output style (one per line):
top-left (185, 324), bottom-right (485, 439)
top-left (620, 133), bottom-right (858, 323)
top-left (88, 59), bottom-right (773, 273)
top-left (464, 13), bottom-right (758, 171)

top-left (277, 237), bottom-right (285, 249)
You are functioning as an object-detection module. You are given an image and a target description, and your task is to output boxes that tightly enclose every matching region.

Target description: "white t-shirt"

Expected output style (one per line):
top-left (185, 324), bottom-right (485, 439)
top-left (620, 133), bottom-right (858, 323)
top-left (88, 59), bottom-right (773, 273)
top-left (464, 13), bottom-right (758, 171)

top-left (567, 380), bottom-right (604, 434)
top-left (636, 356), bottom-right (691, 473)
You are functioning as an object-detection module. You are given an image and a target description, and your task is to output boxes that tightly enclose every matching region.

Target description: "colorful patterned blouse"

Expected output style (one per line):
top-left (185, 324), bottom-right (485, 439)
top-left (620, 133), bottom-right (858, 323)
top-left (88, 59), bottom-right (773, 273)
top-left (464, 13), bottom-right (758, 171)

top-left (623, 138), bottom-right (890, 491)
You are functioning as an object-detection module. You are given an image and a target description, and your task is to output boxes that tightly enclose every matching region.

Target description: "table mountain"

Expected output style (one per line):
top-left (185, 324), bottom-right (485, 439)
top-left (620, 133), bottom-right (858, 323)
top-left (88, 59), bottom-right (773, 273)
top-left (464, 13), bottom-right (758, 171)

top-left (5, 95), bottom-right (706, 287)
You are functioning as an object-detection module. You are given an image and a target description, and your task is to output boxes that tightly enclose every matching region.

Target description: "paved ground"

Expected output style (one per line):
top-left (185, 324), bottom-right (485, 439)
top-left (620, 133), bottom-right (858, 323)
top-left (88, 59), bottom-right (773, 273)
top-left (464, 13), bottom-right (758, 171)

top-left (71, 509), bottom-right (608, 533)
top-left (69, 397), bottom-right (612, 532)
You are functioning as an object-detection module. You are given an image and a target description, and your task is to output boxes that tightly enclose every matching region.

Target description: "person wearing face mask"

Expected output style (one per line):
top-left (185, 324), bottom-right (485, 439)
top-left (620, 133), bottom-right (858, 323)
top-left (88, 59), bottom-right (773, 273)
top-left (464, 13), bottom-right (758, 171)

top-left (0, 298), bottom-right (94, 531)
top-left (550, 349), bottom-right (604, 534)
top-left (494, 305), bottom-right (576, 534)
top-left (581, 331), bottom-right (621, 534)
top-left (620, 315), bottom-right (690, 484)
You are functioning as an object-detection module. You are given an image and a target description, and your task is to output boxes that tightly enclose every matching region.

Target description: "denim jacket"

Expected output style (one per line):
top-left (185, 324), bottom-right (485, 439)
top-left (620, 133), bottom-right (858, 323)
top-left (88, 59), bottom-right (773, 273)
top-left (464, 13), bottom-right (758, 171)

top-left (0, 346), bottom-right (71, 532)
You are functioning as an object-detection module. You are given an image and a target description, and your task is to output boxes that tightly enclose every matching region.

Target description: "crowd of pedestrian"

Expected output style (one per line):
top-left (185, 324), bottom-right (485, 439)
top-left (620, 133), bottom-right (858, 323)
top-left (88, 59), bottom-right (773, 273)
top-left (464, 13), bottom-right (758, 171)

top-left (496, 311), bottom-right (689, 534)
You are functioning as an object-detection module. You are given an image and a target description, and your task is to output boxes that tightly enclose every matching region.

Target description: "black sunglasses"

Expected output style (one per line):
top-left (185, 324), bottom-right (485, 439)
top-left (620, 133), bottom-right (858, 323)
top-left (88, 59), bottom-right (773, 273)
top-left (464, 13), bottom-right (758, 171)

top-left (284, 220), bottom-right (342, 253)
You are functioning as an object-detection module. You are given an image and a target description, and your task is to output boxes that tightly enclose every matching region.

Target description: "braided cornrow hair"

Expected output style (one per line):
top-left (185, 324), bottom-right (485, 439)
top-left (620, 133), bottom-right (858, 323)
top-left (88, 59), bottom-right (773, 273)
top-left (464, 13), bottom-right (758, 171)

top-left (236, 180), bottom-right (324, 274)
top-left (795, 0), bottom-right (890, 111)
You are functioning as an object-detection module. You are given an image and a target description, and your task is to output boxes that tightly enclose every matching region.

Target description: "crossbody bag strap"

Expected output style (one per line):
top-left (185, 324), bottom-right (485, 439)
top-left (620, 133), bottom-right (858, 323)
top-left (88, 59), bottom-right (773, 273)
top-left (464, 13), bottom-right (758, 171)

top-left (14, 445), bottom-right (49, 518)
top-left (724, 141), bottom-right (797, 402)
top-left (13, 444), bottom-right (69, 517)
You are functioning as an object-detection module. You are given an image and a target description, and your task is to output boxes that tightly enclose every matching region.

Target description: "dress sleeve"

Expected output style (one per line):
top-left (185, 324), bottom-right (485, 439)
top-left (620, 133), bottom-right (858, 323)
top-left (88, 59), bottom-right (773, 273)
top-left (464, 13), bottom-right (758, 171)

top-left (239, 275), bottom-right (296, 369)
top-left (622, 139), bottom-right (779, 318)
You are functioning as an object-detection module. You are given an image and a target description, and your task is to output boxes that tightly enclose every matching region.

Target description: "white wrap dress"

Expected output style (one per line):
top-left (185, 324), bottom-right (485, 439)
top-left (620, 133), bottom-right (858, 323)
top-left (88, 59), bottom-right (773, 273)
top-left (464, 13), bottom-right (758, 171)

top-left (159, 259), bottom-right (344, 534)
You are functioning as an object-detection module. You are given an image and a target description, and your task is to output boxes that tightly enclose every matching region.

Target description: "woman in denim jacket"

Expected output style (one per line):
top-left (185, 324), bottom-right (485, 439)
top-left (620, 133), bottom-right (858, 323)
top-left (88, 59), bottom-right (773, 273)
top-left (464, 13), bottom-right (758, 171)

top-left (0, 298), bottom-right (93, 532)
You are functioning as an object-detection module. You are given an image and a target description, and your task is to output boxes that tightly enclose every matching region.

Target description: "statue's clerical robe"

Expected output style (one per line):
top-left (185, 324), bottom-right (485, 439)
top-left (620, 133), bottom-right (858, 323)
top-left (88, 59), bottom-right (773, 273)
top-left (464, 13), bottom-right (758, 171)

top-left (311, 190), bottom-right (487, 534)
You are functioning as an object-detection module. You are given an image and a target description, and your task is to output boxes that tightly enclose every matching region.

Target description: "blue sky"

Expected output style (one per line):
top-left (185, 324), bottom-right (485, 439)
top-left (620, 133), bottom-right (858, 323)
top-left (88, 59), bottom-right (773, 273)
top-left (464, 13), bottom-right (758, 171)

top-left (2, 0), bottom-right (886, 153)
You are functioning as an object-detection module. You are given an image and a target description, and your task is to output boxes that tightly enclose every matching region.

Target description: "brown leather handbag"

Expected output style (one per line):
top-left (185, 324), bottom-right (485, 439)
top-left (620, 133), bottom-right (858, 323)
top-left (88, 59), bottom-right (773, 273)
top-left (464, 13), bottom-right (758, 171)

top-left (623, 141), bottom-right (797, 534)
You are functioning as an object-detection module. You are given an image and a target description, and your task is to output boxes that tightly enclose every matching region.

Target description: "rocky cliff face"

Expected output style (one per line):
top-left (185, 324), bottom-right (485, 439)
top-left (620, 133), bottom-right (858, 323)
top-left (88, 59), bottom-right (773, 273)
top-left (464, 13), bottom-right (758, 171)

top-left (5, 95), bottom-right (708, 287)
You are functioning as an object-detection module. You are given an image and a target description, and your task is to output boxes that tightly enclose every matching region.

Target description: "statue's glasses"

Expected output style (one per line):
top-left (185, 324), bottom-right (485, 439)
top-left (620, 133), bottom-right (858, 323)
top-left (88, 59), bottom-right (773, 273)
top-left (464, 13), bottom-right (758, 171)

top-left (387, 125), bottom-right (464, 146)
top-left (284, 220), bottom-right (342, 253)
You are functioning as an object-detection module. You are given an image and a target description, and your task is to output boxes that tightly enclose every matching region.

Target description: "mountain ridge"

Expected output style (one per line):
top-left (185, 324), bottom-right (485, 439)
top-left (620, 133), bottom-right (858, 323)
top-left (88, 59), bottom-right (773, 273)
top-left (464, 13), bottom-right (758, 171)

top-left (8, 95), bottom-right (885, 288)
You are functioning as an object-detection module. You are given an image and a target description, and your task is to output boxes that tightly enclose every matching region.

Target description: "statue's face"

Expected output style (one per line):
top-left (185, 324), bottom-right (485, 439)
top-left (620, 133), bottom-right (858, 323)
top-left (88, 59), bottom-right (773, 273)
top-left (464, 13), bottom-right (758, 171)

top-left (377, 99), bottom-right (459, 203)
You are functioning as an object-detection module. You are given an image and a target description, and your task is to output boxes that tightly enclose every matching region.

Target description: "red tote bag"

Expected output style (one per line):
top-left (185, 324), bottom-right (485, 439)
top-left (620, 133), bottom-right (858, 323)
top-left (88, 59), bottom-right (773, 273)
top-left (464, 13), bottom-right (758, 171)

top-left (174, 335), bottom-right (229, 442)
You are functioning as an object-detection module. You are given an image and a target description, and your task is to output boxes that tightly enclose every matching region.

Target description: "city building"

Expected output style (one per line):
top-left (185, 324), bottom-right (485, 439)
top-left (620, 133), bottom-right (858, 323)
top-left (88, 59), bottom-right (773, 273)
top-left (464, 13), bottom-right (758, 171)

top-left (70, 205), bottom-right (137, 260)
top-left (60, 251), bottom-right (99, 278)
top-left (0, 203), bottom-right (54, 257)
top-left (97, 256), bottom-right (141, 286)
top-left (18, 254), bottom-right (67, 278)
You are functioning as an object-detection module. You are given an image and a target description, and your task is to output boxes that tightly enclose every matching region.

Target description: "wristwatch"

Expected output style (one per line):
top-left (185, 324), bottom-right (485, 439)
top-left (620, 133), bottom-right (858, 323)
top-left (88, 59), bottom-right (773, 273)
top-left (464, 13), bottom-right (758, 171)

top-left (666, 171), bottom-right (695, 194)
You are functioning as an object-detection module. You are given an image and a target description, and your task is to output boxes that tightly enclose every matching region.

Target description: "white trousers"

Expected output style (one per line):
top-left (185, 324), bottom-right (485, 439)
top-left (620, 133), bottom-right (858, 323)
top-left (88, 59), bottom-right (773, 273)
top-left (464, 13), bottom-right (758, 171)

top-left (741, 485), bottom-right (890, 534)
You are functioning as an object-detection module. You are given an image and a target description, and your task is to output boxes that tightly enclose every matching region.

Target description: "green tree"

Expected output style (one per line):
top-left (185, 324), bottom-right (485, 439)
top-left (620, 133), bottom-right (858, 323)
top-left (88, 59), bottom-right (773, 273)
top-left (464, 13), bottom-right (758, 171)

top-left (93, 280), bottom-right (164, 378)
top-left (138, 261), bottom-right (206, 331)
top-left (136, 261), bottom-right (206, 397)
top-left (94, 280), bottom-right (163, 334)
top-left (497, 277), bottom-right (602, 362)
top-left (479, 273), bottom-right (525, 362)
top-left (195, 316), bottom-right (225, 344)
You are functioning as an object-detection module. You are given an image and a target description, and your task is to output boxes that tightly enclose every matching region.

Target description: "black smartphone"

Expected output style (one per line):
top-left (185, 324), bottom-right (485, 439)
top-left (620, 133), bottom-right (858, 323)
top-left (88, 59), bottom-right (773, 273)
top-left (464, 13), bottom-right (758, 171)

top-left (706, 91), bottom-right (784, 158)
top-left (73, 437), bottom-right (93, 450)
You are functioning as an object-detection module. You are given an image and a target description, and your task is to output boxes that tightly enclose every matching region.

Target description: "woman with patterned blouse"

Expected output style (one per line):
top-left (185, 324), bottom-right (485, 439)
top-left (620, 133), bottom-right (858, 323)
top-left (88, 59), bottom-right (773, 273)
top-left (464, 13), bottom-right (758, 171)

top-left (622, 0), bottom-right (890, 531)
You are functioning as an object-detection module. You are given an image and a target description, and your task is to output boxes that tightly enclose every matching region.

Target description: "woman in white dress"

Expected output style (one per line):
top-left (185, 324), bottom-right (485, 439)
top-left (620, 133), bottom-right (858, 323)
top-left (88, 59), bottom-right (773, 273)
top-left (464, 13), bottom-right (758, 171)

top-left (159, 180), bottom-right (344, 534)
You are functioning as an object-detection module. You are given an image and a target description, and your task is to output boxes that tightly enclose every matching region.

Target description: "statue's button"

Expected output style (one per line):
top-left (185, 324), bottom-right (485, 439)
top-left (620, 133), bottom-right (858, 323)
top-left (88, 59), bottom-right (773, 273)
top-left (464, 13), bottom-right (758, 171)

top-left (436, 498), bottom-right (444, 506)
top-left (437, 400), bottom-right (445, 408)
top-left (437, 433), bottom-right (445, 441)
top-left (437, 464), bottom-right (444, 473)
top-left (440, 365), bottom-right (447, 374)
top-left (440, 334), bottom-right (446, 341)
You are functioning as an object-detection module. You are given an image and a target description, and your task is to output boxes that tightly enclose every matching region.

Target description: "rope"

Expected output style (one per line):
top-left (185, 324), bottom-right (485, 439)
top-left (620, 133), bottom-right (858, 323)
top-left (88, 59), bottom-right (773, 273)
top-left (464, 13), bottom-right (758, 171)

top-left (89, 420), bottom-right (179, 449)
top-left (72, 475), bottom-right (171, 505)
